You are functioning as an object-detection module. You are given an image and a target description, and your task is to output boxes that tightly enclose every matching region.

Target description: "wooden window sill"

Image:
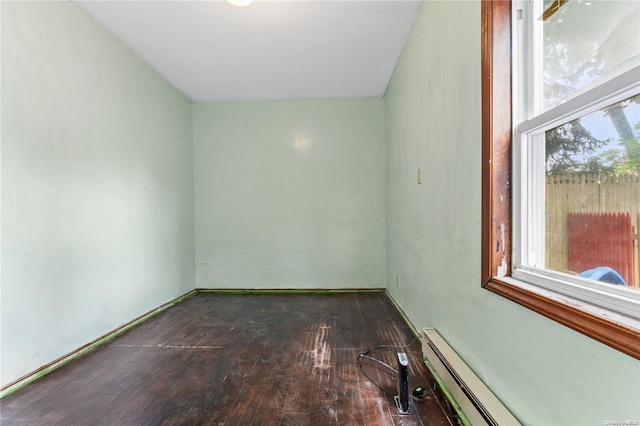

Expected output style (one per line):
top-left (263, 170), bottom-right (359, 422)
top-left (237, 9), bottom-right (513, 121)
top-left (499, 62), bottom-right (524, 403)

top-left (484, 277), bottom-right (640, 360)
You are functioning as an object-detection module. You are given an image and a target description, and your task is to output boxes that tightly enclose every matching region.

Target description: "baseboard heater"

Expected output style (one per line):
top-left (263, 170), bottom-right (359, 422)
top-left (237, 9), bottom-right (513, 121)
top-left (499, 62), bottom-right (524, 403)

top-left (422, 328), bottom-right (521, 426)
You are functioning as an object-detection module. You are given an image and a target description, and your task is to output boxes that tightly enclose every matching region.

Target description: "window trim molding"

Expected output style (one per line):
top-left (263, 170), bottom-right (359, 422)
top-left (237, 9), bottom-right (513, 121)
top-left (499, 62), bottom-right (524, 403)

top-left (480, 0), bottom-right (640, 360)
top-left (481, 0), bottom-right (512, 283)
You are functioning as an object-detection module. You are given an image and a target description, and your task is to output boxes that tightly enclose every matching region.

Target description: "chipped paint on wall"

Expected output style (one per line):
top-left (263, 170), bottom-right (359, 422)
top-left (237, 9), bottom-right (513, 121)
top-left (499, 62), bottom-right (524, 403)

top-left (498, 222), bottom-right (507, 277)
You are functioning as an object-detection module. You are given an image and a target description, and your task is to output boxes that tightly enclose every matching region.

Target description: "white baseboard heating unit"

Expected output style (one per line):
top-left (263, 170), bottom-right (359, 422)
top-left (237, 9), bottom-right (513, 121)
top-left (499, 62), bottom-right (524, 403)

top-left (422, 328), bottom-right (521, 426)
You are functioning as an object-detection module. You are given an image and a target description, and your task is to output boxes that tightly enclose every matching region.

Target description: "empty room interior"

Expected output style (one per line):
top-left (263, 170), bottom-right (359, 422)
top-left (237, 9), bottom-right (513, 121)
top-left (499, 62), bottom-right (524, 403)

top-left (2, 0), bottom-right (640, 425)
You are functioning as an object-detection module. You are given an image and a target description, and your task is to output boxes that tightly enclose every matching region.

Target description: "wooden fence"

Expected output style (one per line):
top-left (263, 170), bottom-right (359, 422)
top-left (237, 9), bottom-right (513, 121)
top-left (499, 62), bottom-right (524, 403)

top-left (546, 173), bottom-right (640, 287)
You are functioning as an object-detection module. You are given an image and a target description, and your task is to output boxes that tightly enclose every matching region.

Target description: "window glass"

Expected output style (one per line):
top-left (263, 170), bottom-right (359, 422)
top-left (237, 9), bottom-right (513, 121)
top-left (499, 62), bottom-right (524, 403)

top-left (482, 0), bottom-right (640, 358)
top-left (544, 95), bottom-right (640, 290)
top-left (543, 0), bottom-right (640, 107)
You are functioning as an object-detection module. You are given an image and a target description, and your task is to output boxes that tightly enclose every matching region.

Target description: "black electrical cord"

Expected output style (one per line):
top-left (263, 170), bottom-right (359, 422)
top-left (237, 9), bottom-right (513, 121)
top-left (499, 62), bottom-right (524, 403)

top-left (356, 335), bottom-right (420, 397)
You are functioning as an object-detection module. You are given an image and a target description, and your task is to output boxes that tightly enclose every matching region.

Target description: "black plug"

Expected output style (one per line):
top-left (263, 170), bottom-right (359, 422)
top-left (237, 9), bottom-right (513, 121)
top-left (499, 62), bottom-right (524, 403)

top-left (412, 386), bottom-right (426, 399)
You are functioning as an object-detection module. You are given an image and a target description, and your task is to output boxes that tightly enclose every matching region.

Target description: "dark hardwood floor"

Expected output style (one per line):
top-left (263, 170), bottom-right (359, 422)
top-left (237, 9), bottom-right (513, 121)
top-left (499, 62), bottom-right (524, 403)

top-left (1, 292), bottom-right (459, 425)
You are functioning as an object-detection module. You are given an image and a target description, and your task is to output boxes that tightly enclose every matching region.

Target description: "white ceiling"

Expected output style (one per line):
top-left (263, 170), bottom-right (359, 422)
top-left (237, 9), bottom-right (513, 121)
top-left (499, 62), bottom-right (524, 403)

top-left (74, 0), bottom-right (423, 102)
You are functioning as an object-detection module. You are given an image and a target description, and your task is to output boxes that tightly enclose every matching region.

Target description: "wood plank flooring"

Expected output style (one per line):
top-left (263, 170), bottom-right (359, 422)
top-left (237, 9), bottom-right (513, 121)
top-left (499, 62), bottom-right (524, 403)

top-left (1, 292), bottom-right (459, 425)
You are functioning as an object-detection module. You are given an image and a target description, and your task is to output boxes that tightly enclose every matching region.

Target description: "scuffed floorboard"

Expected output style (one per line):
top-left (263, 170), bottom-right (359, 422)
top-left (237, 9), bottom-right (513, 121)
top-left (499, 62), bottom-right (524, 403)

top-left (1, 293), bottom-right (459, 425)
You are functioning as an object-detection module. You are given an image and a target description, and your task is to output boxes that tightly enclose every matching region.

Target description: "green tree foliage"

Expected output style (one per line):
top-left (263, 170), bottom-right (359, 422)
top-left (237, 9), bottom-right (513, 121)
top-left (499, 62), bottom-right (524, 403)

top-left (545, 120), bottom-right (613, 174)
top-left (544, 97), bottom-right (640, 174)
top-left (542, 1), bottom-right (640, 174)
top-left (614, 97), bottom-right (640, 173)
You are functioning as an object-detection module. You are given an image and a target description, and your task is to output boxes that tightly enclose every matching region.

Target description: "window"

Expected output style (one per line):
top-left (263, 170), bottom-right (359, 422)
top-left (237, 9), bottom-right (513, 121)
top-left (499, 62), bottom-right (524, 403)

top-left (482, 0), bottom-right (640, 359)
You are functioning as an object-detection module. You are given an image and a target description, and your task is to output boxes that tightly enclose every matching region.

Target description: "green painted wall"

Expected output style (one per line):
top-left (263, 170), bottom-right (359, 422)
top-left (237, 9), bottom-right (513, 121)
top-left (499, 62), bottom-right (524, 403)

top-left (1, 2), bottom-right (194, 387)
top-left (3, 2), bottom-right (639, 423)
top-left (193, 99), bottom-right (386, 289)
top-left (384, 1), bottom-right (640, 424)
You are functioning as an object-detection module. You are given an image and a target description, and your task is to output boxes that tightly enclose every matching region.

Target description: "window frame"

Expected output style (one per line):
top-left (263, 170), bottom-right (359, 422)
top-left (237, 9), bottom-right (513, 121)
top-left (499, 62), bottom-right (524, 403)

top-left (481, 0), bottom-right (640, 360)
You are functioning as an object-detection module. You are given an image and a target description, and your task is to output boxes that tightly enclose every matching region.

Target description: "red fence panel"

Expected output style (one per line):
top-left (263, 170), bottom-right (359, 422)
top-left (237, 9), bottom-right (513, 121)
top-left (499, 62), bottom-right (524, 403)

top-left (567, 212), bottom-right (634, 286)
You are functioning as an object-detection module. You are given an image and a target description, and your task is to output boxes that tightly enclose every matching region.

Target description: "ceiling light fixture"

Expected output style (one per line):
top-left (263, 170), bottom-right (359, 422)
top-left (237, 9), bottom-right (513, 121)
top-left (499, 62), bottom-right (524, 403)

top-left (226, 0), bottom-right (254, 7)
